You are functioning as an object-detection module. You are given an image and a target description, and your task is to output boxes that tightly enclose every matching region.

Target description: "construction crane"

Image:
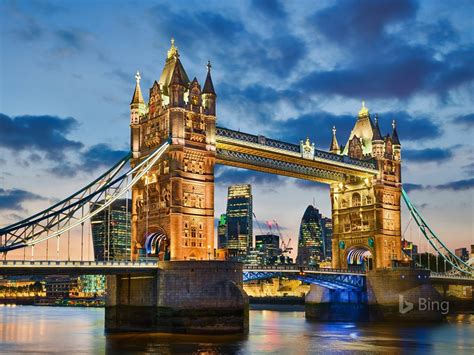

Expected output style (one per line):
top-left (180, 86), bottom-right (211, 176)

top-left (273, 219), bottom-right (293, 257)
top-left (252, 212), bottom-right (265, 235)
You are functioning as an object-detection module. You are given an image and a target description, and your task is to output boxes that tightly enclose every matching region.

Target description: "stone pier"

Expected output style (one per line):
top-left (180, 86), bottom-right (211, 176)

top-left (366, 268), bottom-right (445, 321)
top-left (305, 285), bottom-right (369, 322)
top-left (305, 269), bottom-right (446, 322)
top-left (105, 261), bottom-right (248, 334)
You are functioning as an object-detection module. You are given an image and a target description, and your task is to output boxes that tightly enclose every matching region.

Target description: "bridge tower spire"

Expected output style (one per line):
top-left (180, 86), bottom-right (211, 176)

top-left (329, 126), bottom-right (340, 154)
top-left (130, 71), bottom-right (146, 158)
top-left (202, 60), bottom-right (216, 115)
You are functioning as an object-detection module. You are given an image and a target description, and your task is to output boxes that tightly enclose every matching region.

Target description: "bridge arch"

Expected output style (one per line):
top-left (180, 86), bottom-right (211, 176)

top-left (144, 227), bottom-right (170, 260)
top-left (346, 245), bottom-right (373, 271)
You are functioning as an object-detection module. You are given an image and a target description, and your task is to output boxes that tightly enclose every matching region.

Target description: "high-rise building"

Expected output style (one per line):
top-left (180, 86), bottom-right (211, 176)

top-left (402, 239), bottom-right (418, 257)
top-left (255, 234), bottom-right (280, 265)
top-left (217, 214), bottom-right (227, 249)
top-left (455, 247), bottom-right (469, 262)
top-left (321, 217), bottom-right (333, 260)
top-left (226, 184), bottom-right (253, 260)
top-left (91, 198), bottom-right (131, 261)
top-left (297, 205), bottom-right (332, 265)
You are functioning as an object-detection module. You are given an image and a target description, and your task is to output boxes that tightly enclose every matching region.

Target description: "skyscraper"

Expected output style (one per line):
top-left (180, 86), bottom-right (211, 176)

top-left (226, 184), bottom-right (253, 259)
top-left (91, 198), bottom-right (131, 261)
top-left (217, 214), bottom-right (227, 249)
top-left (321, 217), bottom-right (333, 260)
top-left (297, 205), bottom-right (332, 265)
top-left (255, 234), bottom-right (280, 265)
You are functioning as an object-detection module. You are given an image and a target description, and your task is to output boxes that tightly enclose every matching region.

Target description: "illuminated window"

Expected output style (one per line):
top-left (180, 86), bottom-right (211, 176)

top-left (352, 193), bottom-right (361, 207)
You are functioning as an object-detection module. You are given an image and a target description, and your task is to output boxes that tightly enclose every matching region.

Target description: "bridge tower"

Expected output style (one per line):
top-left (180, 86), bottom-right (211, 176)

top-left (130, 39), bottom-right (216, 261)
top-left (331, 103), bottom-right (402, 269)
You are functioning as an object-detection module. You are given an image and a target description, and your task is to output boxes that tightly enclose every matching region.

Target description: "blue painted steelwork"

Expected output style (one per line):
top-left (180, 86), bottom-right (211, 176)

top-left (242, 267), bottom-right (366, 290)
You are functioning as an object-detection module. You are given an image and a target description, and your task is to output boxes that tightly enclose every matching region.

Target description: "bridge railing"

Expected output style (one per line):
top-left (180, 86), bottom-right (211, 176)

top-left (243, 264), bottom-right (366, 274)
top-left (216, 127), bottom-right (377, 170)
top-left (0, 260), bottom-right (159, 267)
top-left (430, 272), bottom-right (474, 280)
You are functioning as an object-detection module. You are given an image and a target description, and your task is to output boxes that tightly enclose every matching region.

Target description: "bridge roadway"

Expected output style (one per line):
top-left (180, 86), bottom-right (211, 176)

top-left (0, 261), bottom-right (363, 277)
top-left (0, 261), bottom-right (472, 286)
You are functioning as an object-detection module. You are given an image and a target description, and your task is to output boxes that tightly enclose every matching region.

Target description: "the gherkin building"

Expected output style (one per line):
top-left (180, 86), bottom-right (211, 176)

top-left (297, 205), bottom-right (327, 265)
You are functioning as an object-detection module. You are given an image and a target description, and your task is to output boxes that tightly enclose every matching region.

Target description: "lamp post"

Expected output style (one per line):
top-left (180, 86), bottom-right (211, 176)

top-left (207, 245), bottom-right (211, 260)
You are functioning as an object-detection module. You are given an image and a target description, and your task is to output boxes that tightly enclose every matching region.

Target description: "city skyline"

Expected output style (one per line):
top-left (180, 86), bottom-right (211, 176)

top-left (1, 0), bottom-right (473, 260)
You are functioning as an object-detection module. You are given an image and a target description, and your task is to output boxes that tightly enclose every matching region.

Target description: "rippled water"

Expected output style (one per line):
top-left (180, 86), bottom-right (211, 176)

top-left (1, 306), bottom-right (473, 354)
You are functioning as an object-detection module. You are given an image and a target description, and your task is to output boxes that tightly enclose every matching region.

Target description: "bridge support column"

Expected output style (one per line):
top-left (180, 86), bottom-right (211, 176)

top-left (366, 269), bottom-right (446, 321)
top-left (105, 261), bottom-right (248, 334)
top-left (305, 284), bottom-right (369, 322)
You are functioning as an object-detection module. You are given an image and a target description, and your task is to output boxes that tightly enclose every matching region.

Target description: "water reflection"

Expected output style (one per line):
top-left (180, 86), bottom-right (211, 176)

top-left (1, 306), bottom-right (473, 354)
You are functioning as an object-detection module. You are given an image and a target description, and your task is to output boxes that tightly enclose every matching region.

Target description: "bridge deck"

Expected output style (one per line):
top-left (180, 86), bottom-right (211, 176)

top-left (0, 260), bottom-right (159, 275)
top-left (216, 127), bottom-right (378, 184)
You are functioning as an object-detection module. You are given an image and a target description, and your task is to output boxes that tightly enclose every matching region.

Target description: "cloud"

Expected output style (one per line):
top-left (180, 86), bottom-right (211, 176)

top-left (434, 178), bottom-right (474, 191)
top-left (462, 162), bottom-right (474, 176)
top-left (0, 113), bottom-right (83, 160)
top-left (79, 144), bottom-right (128, 173)
top-left (147, 6), bottom-right (306, 79)
top-left (215, 165), bottom-right (284, 186)
top-left (51, 28), bottom-right (95, 57)
top-left (403, 183), bottom-right (424, 192)
top-left (308, 0), bottom-right (418, 48)
top-left (293, 179), bottom-right (328, 191)
top-left (49, 144), bottom-right (129, 177)
top-left (268, 109), bottom-right (441, 149)
top-left (0, 188), bottom-right (45, 211)
top-left (453, 113), bottom-right (474, 129)
top-left (403, 178), bottom-right (474, 192)
top-left (251, 0), bottom-right (286, 19)
top-left (300, 0), bottom-right (473, 100)
top-left (403, 146), bottom-right (458, 163)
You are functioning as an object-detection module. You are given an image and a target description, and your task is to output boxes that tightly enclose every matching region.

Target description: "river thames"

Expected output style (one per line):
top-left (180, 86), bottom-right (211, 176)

top-left (1, 306), bottom-right (473, 354)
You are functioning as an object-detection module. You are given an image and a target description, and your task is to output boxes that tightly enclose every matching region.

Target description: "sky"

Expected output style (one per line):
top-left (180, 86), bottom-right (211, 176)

top-left (0, 0), bottom-right (473, 260)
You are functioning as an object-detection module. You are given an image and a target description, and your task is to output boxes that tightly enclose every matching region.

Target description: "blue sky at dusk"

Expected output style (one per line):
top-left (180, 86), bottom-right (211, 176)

top-left (0, 0), bottom-right (473, 258)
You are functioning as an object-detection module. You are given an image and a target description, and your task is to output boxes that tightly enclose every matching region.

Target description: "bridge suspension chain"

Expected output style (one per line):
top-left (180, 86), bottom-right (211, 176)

top-left (401, 188), bottom-right (473, 276)
top-left (0, 139), bottom-right (170, 253)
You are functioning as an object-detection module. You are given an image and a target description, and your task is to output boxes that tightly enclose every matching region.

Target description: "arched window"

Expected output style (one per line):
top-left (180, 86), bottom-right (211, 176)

top-left (352, 193), bottom-right (361, 207)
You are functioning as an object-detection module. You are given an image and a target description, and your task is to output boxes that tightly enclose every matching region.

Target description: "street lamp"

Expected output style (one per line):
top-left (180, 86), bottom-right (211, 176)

top-left (207, 245), bottom-right (211, 260)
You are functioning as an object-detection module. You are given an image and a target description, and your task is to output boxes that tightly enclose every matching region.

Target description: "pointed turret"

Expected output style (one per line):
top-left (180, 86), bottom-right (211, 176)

top-left (130, 71), bottom-right (146, 125)
top-left (168, 59), bottom-right (186, 107)
top-left (342, 101), bottom-right (374, 156)
top-left (391, 120), bottom-right (401, 161)
top-left (202, 61), bottom-right (216, 115)
top-left (391, 120), bottom-right (401, 146)
top-left (329, 126), bottom-right (340, 154)
top-left (130, 71), bottom-right (145, 106)
top-left (130, 71), bottom-right (145, 158)
top-left (371, 114), bottom-right (384, 158)
top-left (203, 61), bottom-right (216, 95)
top-left (372, 114), bottom-right (383, 142)
top-left (158, 38), bottom-right (190, 98)
top-left (169, 61), bottom-right (187, 87)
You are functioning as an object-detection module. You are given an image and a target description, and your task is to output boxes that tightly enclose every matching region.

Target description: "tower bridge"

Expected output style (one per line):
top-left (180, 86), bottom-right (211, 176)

top-left (0, 40), bottom-right (472, 331)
